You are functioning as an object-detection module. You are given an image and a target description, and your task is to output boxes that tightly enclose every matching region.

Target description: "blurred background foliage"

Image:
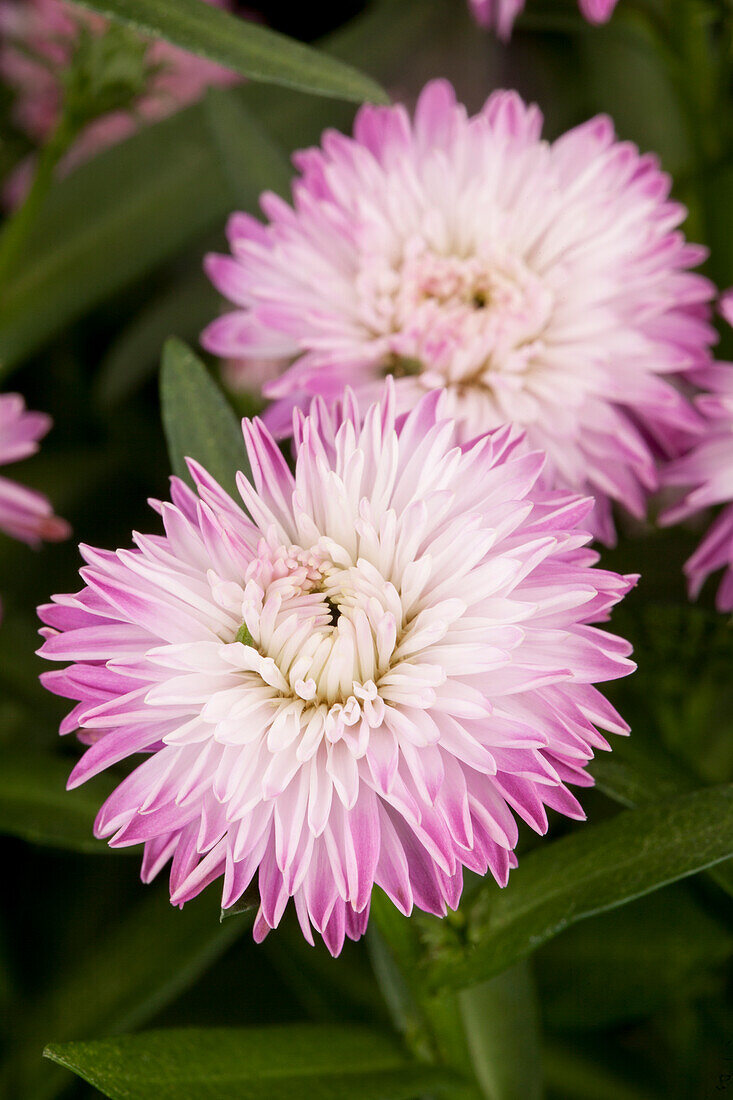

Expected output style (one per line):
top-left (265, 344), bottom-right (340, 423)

top-left (0, 0), bottom-right (732, 1096)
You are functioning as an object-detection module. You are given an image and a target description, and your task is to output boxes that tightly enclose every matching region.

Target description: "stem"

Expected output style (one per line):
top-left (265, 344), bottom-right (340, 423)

top-left (366, 897), bottom-right (482, 1099)
top-left (0, 114), bottom-right (77, 287)
top-left (459, 960), bottom-right (544, 1100)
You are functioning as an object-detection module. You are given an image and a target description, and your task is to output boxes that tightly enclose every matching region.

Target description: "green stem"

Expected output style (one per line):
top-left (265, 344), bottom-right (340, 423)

top-left (459, 960), bottom-right (544, 1100)
top-left (0, 115), bottom-right (77, 287)
top-left (367, 897), bottom-right (482, 1099)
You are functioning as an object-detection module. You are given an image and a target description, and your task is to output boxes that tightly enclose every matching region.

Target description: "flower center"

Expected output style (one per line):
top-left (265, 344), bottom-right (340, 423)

top-left (231, 539), bottom-right (402, 724)
top-left (324, 595), bottom-right (342, 626)
top-left (369, 249), bottom-right (554, 394)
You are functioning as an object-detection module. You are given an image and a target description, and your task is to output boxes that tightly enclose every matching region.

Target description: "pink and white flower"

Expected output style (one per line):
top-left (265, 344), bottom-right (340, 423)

top-left (661, 292), bottom-right (733, 611)
top-left (202, 80), bottom-right (714, 545)
top-left (469, 0), bottom-right (618, 39)
top-left (0, 0), bottom-right (238, 205)
top-left (39, 383), bottom-right (635, 954)
top-left (0, 393), bottom-right (69, 546)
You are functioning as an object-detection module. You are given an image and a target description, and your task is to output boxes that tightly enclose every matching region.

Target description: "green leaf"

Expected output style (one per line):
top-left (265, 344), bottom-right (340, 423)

top-left (367, 916), bottom-right (428, 1057)
top-left (423, 784), bottom-right (733, 994)
top-left (44, 1025), bottom-right (460, 1099)
top-left (3, 891), bottom-right (250, 1099)
top-left (160, 337), bottom-right (249, 498)
top-left (458, 961), bottom-right (543, 1100)
top-left (203, 86), bottom-right (293, 207)
top-left (0, 751), bottom-right (114, 854)
top-left (590, 735), bottom-right (733, 900)
top-left (70, 0), bottom-right (387, 103)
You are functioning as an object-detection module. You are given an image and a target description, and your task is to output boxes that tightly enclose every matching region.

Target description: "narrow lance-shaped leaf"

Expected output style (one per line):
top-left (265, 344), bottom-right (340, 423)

top-left (70, 0), bottom-right (388, 103)
top-left (44, 1025), bottom-right (461, 1100)
top-left (591, 742), bottom-right (733, 899)
top-left (160, 337), bottom-right (249, 498)
top-left (423, 783), bottom-right (733, 994)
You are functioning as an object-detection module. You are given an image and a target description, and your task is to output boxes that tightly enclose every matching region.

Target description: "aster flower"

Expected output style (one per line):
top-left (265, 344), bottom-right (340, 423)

top-left (39, 382), bottom-right (635, 954)
top-left (202, 80), bottom-right (713, 545)
top-left (0, 0), bottom-right (239, 206)
top-left (661, 292), bottom-right (733, 612)
top-left (0, 393), bottom-right (69, 546)
top-left (469, 0), bottom-right (618, 39)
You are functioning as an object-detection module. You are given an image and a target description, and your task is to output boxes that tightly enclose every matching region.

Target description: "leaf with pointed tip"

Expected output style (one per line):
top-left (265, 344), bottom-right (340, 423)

top-left (220, 890), bottom-right (258, 922)
top-left (71, 0), bottom-right (388, 103)
top-left (591, 743), bottom-right (733, 899)
top-left (160, 337), bottom-right (249, 498)
top-left (44, 1025), bottom-right (460, 1099)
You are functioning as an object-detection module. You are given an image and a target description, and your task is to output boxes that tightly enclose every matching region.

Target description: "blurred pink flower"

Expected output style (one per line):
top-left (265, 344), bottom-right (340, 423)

top-left (661, 291), bottom-right (733, 611)
top-left (0, 0), bottom-right (239, 204)
top-left (469, 0), bottom-right (618, 39)
top-left (221, 355), bottom-right (286, 397)
top-left (577, 0), bottom-right (619, 22)
top-left (202, 80), bottom-right (713, 545)
top-left (469, 0), bottom-right (525, 40)
top-left (0, 393), bottom-right (69, 545)
top-left (39, 382), bottom-right (635, 954)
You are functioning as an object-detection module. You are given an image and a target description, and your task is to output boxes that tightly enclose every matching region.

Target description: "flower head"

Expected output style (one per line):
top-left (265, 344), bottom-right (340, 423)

top-left (202, 80), bottom-right (713, 545)
top-left (469, 0), bottom-right (618, 39)
top-left (661, 292), bottom-right (733, 611)
top-left (0, 0), bottom-right (238, 205)
top-left (39, 384), bottom-right (634, 953)
top-left (0, 393), bottom-right (69, 546)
